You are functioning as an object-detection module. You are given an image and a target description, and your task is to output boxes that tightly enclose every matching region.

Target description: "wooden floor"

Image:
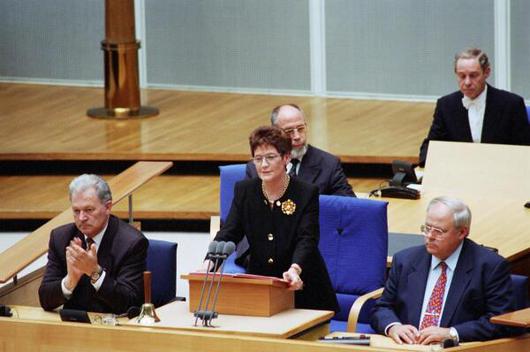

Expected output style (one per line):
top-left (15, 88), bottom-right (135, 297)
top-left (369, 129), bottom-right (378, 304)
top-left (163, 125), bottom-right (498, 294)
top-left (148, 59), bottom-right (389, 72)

top-left (0, 83), bottom-right (434, 163)
top-left (0, 83), bottom-right (435, 223)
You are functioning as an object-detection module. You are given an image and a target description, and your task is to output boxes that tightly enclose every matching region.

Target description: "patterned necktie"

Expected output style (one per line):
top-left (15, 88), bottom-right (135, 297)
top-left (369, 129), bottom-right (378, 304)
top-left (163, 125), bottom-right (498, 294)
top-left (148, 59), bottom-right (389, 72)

top-left (289, 159), bottom-right (300, 177)
top-left (420, 262), bottom-right (448, 330)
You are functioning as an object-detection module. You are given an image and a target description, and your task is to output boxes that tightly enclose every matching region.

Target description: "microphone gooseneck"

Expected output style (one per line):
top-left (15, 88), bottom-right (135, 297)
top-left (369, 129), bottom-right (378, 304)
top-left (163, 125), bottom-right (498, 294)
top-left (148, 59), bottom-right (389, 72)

top-left (194, 241), bottom-right (236, 327)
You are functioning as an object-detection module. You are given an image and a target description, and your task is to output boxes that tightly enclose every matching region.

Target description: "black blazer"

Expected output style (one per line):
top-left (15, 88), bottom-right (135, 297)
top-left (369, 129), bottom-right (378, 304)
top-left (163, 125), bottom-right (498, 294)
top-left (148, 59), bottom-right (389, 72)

top-left (39, 215), bottom-right (148, 314)
top-left (419, 85), bottom-right (530, 166)
top-left (215, 177), bottom-right (339, 312)
top-left (371, 239), bottom-right (520, 341)
top-left (246, 144), bottom-right (355, 197)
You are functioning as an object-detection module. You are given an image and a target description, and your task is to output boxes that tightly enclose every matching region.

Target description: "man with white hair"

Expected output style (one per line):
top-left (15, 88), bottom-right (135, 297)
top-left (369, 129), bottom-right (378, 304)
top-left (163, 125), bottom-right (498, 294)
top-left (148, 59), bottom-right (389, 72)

top-left (372, 196), bottom-right (520, 344)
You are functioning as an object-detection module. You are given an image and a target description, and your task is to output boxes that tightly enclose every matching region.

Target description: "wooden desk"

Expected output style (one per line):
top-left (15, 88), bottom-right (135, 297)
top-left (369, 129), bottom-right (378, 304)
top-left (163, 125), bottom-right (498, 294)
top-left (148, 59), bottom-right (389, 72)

top-left (375, 142), bottom-right (530, 274)
top-left (2, 307), bottom-right (530, 352)
top-left (124, 300), bottom-right (333, 339)
top-left (491, 308), bottom-right (530, 328)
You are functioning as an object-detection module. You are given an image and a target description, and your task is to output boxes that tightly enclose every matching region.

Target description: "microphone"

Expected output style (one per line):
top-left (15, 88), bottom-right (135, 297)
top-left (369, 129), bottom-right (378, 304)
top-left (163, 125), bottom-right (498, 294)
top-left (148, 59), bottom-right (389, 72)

top-left (223, 241), bottom-right (236, 257)
top-left (206, 241), bottom-right (218, 259)
top-left (212, 241), bottom-right (226, 270)
top-left (194, 241), bottom-right (236, 327)
top-left (194, 241), bottom-right (219, 326)
top-left (201, 242), bottom-right (225, 319)
top-left (204, 241), bottom-right (236, 327)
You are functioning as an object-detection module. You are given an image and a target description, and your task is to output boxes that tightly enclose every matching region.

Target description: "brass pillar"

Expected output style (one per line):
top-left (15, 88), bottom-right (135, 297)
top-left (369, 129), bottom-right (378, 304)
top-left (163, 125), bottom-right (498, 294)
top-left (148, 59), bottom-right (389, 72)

top-left (88, 0), bottom-right (158, 119)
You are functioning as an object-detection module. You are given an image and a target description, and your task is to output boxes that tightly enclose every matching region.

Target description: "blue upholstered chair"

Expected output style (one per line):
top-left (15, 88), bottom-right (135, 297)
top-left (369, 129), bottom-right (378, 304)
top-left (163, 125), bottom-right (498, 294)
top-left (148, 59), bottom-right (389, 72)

top-left (511, 274), bottom-right (529, 310)
top-left (318, 195), bottom-right (388, 333)
top-left (526, 106), bottom-right (530, 124)
top-left (219, 164), bottom-right (247, 222)
top-left (146, 239), bottom-right (178, 307)
top-left (218, 164), bottom-right (247, 273)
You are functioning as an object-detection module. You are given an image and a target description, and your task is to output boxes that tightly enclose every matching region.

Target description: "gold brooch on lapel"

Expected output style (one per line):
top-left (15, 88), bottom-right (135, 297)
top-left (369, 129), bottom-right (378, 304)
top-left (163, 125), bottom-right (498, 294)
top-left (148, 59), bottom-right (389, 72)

top-left (281, 199), bottom-right (296, 215)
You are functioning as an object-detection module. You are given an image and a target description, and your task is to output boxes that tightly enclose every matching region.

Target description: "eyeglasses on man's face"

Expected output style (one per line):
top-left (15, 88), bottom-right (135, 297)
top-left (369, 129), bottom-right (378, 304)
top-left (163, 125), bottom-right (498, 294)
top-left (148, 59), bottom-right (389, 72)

top-left (282, 124), bottom-right (306, 136)
top-left (420, 224), bottom-right (449, 239)
top-left (252, 153), bottom-right (281, 165)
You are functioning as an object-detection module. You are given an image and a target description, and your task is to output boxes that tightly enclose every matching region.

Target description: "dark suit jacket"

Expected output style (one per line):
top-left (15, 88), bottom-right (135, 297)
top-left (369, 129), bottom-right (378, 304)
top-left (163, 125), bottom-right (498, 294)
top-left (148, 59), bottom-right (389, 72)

top-left (419, 85), bottom-right (530, 166)
top-left (39, 215), bottom-right (148, 314)
top-left (214, 177), bottom-right (339, 312)
top-left (371, 239), bottom-right (519, 341)
top-left (246, 144), bottom-right (355, 197)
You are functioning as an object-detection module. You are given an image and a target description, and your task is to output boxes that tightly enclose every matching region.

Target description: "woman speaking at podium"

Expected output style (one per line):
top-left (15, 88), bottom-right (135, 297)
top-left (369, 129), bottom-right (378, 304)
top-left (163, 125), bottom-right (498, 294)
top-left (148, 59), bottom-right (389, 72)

top-left (209, 126), bottom-right (338, 312)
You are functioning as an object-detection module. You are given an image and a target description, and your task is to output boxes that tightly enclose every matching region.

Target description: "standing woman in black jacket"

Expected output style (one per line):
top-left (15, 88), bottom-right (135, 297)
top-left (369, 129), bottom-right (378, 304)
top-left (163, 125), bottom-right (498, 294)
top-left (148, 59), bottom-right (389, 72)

top-left (206, 125), bottom-right (338, 312)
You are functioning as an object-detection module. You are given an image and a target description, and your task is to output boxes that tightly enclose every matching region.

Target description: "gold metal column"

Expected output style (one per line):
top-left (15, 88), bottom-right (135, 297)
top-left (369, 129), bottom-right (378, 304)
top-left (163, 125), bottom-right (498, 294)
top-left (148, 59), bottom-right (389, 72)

top-left (87, 0), bottom-right (158, 119)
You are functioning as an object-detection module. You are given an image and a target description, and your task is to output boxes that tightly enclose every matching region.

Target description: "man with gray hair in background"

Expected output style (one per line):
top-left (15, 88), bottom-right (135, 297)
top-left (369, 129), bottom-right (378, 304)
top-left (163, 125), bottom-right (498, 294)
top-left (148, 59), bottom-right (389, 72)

top-left (419, 48), bottom-right (529, 166)
top-left (372, 196), bottom-right (520, 344)
top-left (39, 174), bottom-right (148, 314)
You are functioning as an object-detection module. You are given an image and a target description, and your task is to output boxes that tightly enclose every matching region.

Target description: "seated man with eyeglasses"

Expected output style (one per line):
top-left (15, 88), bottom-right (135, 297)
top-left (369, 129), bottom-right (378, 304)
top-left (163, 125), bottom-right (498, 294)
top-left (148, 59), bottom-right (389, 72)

top-left (371, 196), bottom-right (522, 345)
top-left (246, 104), bottom-right (355, 197)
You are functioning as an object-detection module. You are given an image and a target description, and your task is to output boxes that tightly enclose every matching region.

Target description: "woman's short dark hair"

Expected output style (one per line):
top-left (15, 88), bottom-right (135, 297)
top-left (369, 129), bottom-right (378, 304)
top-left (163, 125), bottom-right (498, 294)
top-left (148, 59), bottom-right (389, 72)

top-left (249, 126), bottom-right (292, 156)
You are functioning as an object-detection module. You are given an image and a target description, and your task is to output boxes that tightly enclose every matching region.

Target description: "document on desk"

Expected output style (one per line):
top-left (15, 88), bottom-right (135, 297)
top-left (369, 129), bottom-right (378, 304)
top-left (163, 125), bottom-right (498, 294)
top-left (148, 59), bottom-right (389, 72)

top-left (187, 272), bottom-right (289, 286)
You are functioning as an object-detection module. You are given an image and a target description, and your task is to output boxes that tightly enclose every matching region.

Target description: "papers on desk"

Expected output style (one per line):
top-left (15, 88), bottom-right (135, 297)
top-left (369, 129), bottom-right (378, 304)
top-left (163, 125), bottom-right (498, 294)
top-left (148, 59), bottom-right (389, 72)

top-left (406, 183), bottom-right (423, 192)
top-left (188, 272), bottom-right (289, 285)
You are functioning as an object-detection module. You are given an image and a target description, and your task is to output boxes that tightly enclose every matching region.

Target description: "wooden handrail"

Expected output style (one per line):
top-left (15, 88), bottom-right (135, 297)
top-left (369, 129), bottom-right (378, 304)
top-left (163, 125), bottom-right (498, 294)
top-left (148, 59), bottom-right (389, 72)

top-left (0, 161), bottom-right (172, 283)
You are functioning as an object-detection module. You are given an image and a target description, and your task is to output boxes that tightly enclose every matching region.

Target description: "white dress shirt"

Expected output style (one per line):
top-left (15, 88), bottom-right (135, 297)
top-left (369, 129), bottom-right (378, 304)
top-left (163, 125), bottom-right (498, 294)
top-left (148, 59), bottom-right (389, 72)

top-left (462, 85), bottom-right (487, 143)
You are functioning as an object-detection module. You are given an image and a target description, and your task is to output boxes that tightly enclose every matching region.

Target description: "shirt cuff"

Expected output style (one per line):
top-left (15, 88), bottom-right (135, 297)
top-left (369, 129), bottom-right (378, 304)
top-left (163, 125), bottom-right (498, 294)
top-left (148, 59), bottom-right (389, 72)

top-left (384, 322), bottom-right (402, 336)
top-left (61, 276), bottom-right (73, 299)
top-left (90, 269), bottom-right (106, 291)
top-left (450, 327), bottom-right (460, 343)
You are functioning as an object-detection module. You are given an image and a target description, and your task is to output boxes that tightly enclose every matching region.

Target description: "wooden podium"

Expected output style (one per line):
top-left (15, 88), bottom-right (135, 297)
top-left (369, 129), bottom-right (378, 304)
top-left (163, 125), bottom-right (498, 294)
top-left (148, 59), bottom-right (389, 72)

top-left (182, 273), bottom-right (294, 317)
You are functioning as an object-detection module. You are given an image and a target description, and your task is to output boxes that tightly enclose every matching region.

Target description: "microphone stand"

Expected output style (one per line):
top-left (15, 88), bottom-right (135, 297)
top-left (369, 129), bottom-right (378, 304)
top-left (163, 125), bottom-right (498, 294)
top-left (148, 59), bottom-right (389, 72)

top-left (197, 241), bottom-right (236, 327)
top-left (194, 241), bottom-right (223, 326)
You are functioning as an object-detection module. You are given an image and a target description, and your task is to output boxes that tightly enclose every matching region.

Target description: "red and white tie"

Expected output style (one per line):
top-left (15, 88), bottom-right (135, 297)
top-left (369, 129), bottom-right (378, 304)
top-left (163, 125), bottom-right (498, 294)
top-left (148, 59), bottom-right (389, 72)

top-left (420, 262), bottom-right (447, 329)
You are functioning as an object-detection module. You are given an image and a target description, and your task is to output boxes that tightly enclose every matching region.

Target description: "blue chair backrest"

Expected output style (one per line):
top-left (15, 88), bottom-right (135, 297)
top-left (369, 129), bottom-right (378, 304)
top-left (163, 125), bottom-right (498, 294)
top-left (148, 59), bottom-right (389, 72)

top-left (218, 164), bottom-right (248, 273)
top-left (146, 239), bottom-right (177, 307)
top-left (219, 164), bottom-right (247, 222)
top-left (318, 195), bottom-right (388, 325)
top-left (526, 106), bottom-right (530, 124)
top-left (511, 274), bottom-right (529, 309)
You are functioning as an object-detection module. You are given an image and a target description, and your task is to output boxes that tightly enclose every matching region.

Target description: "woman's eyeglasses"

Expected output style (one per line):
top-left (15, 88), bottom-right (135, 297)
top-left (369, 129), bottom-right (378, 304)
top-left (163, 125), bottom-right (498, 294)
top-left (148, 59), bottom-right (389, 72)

top-left (252, 154), bottom-right (281, 165)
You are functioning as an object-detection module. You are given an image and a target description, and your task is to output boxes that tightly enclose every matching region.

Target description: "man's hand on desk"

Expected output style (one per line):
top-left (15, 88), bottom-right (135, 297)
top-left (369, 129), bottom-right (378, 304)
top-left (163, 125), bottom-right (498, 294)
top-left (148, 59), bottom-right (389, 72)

top-left (417, 326), bottom-right (451, 345)
top-left (388, 324), bottom-right (419, 344)
top-left (388, 324), bottom-right (452, 345)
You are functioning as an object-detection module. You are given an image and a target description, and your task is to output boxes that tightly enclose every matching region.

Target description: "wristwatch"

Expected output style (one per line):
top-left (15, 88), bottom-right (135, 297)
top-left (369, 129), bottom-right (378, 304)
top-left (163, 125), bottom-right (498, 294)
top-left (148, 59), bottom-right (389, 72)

top-left (90, 265), bottom-right (103, 284)
top-left (449, 327), bottom-right (459, 343)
